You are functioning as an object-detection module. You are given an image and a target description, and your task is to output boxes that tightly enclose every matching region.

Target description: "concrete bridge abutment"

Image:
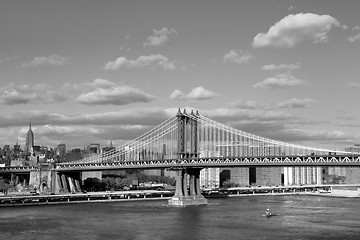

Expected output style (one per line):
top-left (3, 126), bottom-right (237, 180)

top-left (168, 167), bottom-right (207, 206)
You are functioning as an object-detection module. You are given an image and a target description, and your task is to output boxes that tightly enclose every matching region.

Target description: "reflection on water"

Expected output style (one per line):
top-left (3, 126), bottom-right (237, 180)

top-left (1, 195), bottom-right (360, 240)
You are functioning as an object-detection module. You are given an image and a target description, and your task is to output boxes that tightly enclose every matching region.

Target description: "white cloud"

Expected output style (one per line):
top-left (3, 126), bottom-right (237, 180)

top-left (347, 32), bottom-right (360, 42)
top-left (76, 79), bottom-right (155, 105)
top-left (252, 13), bottom-right (340, 48)
top-left (104, 54), bottom-right (175, 70)
top-left (0, 82), bottom-right (67, 105)
top-left (143, 27), bottom-right (178, 47)
top-left (23, 55), bottom-right (68, 67)
top-left (262, 63), bottom-right (301, 71)
top-left (88, 78), bottom-right (116, 88)
top-left (223, 50), bottom-right (254, 64)
top-left (170, 86), bottom-right (218, 101)
top-left (233, 99), bottom-right (266, 109)
top-left (187, 87), bottom-right (218, 100)
top-left (169, 89), bottom-right (185, 99)
top-left (277, 98), bottom-right (315, 108)
top-left (254, 72), bottom-right (305, 89)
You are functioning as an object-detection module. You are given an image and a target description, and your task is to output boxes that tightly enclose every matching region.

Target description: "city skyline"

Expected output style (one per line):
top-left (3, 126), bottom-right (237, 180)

top-left (1, 0), bottom-right (360, 150)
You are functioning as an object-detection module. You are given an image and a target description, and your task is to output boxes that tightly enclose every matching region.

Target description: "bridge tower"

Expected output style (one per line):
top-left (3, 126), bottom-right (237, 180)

top-left (168, 109), bottom-right (208, 206)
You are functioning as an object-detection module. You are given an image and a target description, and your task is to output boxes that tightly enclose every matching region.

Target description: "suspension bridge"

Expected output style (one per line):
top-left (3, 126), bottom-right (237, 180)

top-left (1, 109), bottom-right (359, 206)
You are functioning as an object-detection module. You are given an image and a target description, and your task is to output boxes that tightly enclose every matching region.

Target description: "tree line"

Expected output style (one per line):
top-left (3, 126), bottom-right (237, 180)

top-left (83, 172), bottom-right (175, 192)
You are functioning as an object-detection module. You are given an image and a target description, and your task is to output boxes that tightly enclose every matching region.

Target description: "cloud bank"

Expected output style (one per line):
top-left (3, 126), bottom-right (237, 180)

top-left (170, 86), bottom-right (218, 100)
top-left (223, 50), bottom-right (254, 64)
top-left (23, 55), bottom-right (68, 67)
top-left (254, 72), bottom-right (305, 89)
top-left (104, 54), bottom-right (175, 70)
top-left (143, 27), bottom-right (178, 47)
top-left (76, 79), bottom-right (155, 105)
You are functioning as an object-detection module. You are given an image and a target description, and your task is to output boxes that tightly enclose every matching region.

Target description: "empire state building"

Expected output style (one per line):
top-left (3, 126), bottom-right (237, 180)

top-left (25, 122), bottom-right (34, 154)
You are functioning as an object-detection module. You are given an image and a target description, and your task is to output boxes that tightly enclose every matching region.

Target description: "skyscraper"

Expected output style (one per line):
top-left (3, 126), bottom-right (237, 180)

top-left (25, 122), bottom-right (34, 154)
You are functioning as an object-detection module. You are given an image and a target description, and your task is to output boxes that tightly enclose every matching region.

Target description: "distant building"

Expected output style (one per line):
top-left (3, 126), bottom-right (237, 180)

top-left (345, 144), bottom-right (360, 154)
top-left (65, 148), bottom-right (82, 162)
top-left (24, 122), bottom-right (34, 154)
top-left (88, 143), bottom-right (101, 154)
top-left (56, 143), bottom-right (66, 162)
top-left (13, 139), bottom-right (21, 155)
top-left (102, 140), bottom-right (116, 153)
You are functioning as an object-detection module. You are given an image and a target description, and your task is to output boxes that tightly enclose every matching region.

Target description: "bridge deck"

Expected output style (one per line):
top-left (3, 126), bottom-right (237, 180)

top-left (1, 155), bottom-right (360, 173)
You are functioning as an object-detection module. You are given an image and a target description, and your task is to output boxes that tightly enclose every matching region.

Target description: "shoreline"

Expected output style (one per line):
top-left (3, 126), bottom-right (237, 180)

top-left (1, 190), bottom-right (358, 207)
top-left (0, 190), bottom-right (173, 207)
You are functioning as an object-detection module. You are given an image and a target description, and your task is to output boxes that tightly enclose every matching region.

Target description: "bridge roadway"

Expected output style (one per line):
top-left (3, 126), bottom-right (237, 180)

top-left (1, 154), bottom-right (360, 173)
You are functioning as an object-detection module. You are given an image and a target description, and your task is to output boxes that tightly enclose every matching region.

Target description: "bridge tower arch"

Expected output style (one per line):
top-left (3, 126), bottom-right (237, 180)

top-left (168, 109), bottom-right (208, 206)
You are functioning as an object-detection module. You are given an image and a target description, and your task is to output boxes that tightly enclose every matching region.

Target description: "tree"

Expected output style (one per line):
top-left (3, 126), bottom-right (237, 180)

top-left (83, 177), bottom-right (105, 191)
top-left (0, 179), bottom-right (10, 193)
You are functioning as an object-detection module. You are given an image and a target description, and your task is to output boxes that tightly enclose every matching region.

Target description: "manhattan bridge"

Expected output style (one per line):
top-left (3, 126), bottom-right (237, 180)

top-left (1, 109), bottom-right (360, 205)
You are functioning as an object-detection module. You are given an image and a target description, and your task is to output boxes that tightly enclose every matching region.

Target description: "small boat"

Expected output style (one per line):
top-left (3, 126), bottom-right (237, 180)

top-left (263, 208), bottom-right (276, 218)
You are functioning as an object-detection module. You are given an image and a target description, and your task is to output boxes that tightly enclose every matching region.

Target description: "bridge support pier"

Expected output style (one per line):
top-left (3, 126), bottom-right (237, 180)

top-left (168, 167), bottom-right (207, 206)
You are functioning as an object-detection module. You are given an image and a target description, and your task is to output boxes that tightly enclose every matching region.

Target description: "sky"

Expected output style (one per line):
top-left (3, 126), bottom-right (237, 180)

top-left (1, 0), bottom-right (360, 151)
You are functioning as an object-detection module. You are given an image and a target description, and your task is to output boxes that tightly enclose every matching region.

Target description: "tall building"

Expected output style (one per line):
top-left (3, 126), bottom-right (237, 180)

top-left (24, 122), bottom-right (34, 154)
top-left (13, 139), bottom-right (21, 154)
top-left (102, 140), bottom-right (116, 153)
top-left (56, 143), bottom-right (66, 162)
top-left (200, 168), bottom-right (220, 189)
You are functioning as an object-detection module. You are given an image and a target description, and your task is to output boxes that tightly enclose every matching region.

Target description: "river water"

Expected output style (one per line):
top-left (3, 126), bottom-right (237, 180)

top-left (1, 195), bottom-right (360, 240)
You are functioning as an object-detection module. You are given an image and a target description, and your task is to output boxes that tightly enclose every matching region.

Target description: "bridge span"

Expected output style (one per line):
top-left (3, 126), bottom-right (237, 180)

top-left (1, 154), bottom-right (360, 173)
top-left (1, 109), bottom-right (359, 206)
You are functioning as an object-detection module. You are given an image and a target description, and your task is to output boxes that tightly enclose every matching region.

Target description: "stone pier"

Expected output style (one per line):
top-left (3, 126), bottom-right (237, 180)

top-left (168, 167), bottom-right (207, 206)
top-left (168, 109), bottom-right (207, 206)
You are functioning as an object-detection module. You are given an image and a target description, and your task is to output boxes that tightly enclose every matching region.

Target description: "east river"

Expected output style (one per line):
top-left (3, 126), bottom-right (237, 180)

top-left (1, 195), bottom-right (360, 240)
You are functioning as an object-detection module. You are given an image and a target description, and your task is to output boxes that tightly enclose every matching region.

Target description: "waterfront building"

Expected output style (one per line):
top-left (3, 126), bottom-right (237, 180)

top-left (198, 145), bottom-right (284, 188)
top-left (200, 168), bottom-right (220, 189)
top-left (337, 145), bottom-right (360, 184)
top-left (24, 122), bottom-right (34, 154)
top-left (199, 149), bottom-right (220, 188)
top-left (219, 168), bottom-right (250, 187)
top-left (255, 167), bottom-right (282, 186)
top-left (344, 168), bottom-right (360, 184)
top-left (230, 168), bottom-right (249, 186)
top-left (283, 167), bottom-right (323, 185)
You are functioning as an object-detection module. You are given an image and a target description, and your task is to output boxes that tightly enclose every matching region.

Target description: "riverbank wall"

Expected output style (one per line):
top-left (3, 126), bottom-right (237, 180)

top-left (0, 190), bottom-right (172, 207)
